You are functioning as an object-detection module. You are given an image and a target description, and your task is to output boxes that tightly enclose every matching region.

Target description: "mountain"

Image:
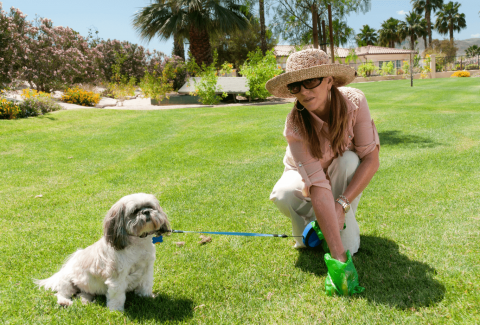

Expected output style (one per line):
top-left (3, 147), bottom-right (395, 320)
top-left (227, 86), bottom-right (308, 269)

top-left (396, 38), bottom-right (480, 56)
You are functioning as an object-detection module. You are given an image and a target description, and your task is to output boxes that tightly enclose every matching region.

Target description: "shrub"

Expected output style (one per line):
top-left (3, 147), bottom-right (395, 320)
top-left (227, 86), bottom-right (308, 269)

top-left (140, 62), bottom-right (177, 102)
top-left (21, 88), bottom-right (52, 99)
top-left (61, 87), bottom-right (100, 106)
top-left (465, 64), bottom-right (479, 70)
top-left (187, 50), bottom-right (232, 105)
top-left (380, 61), bottom-right (395, 76)
top-left (450, 71), bottom-right (470, 78)
top-left (357, 60), bottom-right (378, 78)
top-left (239, 49), bottom-right (283, 100)
top-left (0, 98), bottom-right (21, 119)
top-left (18, 96), bottom-right (63, 117)
top-left (396, 69), bottom-right (404, 75)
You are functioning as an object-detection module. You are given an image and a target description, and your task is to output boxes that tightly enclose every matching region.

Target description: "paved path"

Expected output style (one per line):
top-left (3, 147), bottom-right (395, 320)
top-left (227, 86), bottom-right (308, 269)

top-left (58, 97), bottom-right (295, 111)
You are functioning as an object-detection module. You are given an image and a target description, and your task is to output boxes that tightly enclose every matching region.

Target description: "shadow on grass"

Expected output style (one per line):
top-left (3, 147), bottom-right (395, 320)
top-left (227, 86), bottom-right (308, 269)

top-left (95, 292), bottom-right (194, 322)
top-left (295, 235), bottom-right (445, 309)
top-left (378, 131), bottom-right (439, 148)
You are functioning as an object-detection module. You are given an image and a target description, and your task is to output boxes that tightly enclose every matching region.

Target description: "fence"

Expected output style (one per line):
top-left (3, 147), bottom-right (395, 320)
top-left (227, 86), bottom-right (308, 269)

top-left (344, 55), bottom-right (480, 78)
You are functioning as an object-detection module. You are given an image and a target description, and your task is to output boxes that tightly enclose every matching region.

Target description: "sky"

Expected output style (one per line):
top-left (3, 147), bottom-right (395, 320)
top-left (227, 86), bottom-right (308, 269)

top-left (2, 0), bottom-right (479, 56)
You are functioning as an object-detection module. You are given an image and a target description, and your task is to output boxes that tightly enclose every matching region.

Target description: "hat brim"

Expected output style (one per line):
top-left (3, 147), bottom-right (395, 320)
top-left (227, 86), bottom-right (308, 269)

top-left (265, 64), bottom-right (356, 98)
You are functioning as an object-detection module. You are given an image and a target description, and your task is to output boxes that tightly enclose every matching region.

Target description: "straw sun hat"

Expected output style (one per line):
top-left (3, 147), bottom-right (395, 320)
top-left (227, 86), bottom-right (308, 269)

top-left (265, 48), bottom-right (356, 98)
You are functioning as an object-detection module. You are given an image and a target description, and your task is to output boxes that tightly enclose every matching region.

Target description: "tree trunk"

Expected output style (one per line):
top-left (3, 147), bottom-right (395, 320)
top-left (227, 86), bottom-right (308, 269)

top-left (173, 34), bottom-right (185, 60)
top-left (426, 1), bottom-right (432, 47)
top-left (322, 20), bottom-right (327, 52)
top-left (449, 25), bottom-right (453, 42)
top-left (189, 27), bottom-right (213, 67)
top-left (328, 4), bottom-right (334, 63)
top-left (411, 34), bottom-right (415, 50)
top-left (259, 0), bottom-right (267, 55)
top-left (312, 4), bottom-right (319, 48)
top-left (423, 35), bottom-right (427, 50)
top-left (317, 13), bottom-right (323, 50)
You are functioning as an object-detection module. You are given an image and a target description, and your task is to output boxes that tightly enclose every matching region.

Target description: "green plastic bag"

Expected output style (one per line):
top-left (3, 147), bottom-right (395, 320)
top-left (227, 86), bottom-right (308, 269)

top-left (324, 250), bottom-right (365, 296)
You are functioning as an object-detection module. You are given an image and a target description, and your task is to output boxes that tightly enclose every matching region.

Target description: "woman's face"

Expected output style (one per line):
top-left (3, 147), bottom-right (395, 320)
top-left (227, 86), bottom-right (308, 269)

top-left (293, 76), bottom-right (333, 116)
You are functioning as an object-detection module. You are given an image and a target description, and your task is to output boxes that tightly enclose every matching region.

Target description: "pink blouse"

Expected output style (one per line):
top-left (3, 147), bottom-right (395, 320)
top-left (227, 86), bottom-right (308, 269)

top-left (282, 87), bottom-right (380, 196)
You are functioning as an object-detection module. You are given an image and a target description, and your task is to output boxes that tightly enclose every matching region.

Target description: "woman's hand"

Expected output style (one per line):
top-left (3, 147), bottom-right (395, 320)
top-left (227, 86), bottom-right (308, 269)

top-left (335, 201), bottom-right (345, 230)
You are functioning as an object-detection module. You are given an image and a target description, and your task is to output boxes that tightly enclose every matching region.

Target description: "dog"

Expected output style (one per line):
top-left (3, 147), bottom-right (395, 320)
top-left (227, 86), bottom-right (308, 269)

top-left (35, 193), bottom-right (171, 311)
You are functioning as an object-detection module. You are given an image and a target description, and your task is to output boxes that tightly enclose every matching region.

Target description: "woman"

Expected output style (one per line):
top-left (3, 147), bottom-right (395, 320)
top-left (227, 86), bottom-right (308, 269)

top-left (265, 49), bottom-right (380, 296)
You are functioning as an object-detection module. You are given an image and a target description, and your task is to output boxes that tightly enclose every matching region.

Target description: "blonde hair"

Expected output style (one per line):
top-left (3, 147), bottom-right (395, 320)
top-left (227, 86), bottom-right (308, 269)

top-left (290, 85), bottom-right (348, 159)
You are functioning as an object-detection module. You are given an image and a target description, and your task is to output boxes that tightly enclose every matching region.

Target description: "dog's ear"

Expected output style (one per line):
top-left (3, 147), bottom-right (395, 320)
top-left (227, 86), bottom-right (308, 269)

top-left (104, 202), bottom-right (128, 250)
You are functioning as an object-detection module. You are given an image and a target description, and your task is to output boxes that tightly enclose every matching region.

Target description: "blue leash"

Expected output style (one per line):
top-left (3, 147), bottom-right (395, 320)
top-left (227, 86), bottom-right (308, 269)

top-left (153, 230), bottom-right (301, 244)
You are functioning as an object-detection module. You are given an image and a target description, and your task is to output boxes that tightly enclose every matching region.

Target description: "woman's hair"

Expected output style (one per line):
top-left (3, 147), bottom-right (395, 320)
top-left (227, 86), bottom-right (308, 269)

top-left (290, 84), bottom-right (349, 159)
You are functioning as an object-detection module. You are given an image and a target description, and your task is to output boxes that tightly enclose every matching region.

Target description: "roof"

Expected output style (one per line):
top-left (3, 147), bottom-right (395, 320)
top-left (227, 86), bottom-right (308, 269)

top-left (274, 45), bottom-right (417, 58)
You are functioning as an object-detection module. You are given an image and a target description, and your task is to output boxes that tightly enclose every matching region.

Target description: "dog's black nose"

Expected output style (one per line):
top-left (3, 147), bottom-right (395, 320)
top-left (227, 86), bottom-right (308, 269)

top-left (144, 210), bottom-right (151, 222)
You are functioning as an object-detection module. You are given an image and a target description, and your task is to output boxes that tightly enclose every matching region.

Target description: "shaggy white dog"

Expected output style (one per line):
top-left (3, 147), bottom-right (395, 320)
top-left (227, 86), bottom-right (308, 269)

top-left (35, 193), bottom-right (171, 311)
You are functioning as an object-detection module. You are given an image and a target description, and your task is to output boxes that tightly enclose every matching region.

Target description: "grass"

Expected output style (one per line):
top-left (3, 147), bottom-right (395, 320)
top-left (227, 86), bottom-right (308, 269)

top-left (0, 77), bottom-right (479, 324)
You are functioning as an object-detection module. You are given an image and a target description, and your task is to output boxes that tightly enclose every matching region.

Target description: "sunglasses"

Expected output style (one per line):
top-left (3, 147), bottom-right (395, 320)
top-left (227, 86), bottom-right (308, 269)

top-left (287, 78), bottom-right (324, 94)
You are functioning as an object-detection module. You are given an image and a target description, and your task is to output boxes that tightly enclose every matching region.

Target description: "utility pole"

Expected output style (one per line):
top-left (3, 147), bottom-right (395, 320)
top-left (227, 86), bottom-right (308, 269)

top-left (328, 4), bottom-right (334, 63)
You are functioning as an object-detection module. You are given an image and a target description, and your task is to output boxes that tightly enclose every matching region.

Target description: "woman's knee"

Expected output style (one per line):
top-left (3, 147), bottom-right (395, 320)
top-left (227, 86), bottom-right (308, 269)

top-left (335, 151), bottom-right (360, 176)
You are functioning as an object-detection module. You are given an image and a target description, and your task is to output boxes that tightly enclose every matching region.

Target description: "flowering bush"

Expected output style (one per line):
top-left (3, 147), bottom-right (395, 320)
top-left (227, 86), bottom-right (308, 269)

top-left (239, 49), bottom-right (283, 100)
top-left (450, 71), bottom-right (470, 78)
top-left (61, 87), bottom-right (100, 106)
top-left (18, 96), bottom-right (63, 117)
top-left (146, 55), bottom-right (187, 91)
top-left (21, 88), bottom-right (52, 99)
top-left (187, 50), bottom-right (232, 105)
top-left (0, 4), bottom-right (29, 88)
top-left (0, 98), bottom-right (21, 119)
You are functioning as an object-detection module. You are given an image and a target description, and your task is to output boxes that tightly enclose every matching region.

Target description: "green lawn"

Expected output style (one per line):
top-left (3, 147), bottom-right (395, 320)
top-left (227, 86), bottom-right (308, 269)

top-left (1, 78), bottom-right (479, 324)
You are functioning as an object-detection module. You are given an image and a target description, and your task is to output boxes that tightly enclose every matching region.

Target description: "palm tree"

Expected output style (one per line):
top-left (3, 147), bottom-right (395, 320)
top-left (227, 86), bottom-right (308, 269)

top-left (356, 25), bottom-right (378, 46)
top-left (327, 19), bottom-right (354, 47)
top-left (378, 17), bottom-right (401, 48)
top-left (411, 0), bottom-right (443, 47)
top-left (465, 45), bottom-right (480, 58)
top-left (434, 1), bottom-right (466, 42)
top-left (133, 0), bottom-right (250, 67)
top-left (259, 0), bottom-right (267, 55)
top-left (399, 11), bottom-right (424, 50)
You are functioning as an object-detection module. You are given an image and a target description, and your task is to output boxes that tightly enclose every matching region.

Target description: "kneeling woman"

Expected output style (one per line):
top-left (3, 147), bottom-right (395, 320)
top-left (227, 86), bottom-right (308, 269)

top-left (266, 49), bottom-right (380, 295)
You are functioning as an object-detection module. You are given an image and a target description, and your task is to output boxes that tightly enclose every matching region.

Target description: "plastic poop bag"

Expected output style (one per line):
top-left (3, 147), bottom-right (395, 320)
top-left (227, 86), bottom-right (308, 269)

top-left (324, 250), bottom-right (365, 296)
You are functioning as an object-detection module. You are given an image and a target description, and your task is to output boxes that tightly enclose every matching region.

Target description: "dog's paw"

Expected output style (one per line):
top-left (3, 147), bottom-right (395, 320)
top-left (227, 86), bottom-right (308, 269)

top-left (56, 295), bottom-right (73, 307)
top-left (78, 292), bottom-right (94, 305)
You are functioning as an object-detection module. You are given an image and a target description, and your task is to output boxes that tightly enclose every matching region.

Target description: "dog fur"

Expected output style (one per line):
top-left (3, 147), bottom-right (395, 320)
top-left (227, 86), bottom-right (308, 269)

top-left (34, 193), bottom-right (171, 311)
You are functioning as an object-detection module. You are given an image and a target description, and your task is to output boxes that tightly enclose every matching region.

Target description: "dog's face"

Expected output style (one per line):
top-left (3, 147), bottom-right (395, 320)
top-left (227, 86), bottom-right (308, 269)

top-left (103, 193), bottom-right (171, 250)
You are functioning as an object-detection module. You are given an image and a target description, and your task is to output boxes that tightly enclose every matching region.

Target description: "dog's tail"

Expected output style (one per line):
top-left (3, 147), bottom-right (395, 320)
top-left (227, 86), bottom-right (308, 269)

top-left (33, 250), bottom-right (80, 291)
top-left (33, 272), bottom-right (63, 291)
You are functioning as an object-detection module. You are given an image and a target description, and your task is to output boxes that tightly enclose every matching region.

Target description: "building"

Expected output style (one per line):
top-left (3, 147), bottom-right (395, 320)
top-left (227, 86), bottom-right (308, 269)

top-left (274, 45), bottom-right (417, 71)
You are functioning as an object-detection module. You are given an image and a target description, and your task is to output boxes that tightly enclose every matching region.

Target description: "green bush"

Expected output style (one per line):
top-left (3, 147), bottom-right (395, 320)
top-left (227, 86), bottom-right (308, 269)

top-left (357, 60), bottom-right (378, 78)
top-left (18, 97), bottom-right (63, 117)
top-left (140, 62), bottom-right (176, 102)
top-left (239, 49), bottom-right (283, 100)
top-left (380, 61), bottom-right (395, 76)
top-left (187, 50), bottom-right (232, 105)
top-left (465, 64), bottom-right (479, 70)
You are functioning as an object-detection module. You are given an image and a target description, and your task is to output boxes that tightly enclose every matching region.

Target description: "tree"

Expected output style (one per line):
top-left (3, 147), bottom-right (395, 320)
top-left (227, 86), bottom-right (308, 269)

top-left (356, 25), bottom-right (378, 46)
top-left (378, 17), bottom-right (401, 48)
top-left (411, 0), bottom-right (444, 47)
top-left (259, 0), bottom-right (267, 55)
top-left (328, 19), bottom-right (354, 47)
top-left (434, 1), bottom-right (466, 42)
top-left (211, 17), bottom-right (277, 68)
top-left (271, 0), bottom-right (370, 49)
top-left (133, 0), bottom-right (250, 67)
top-left (465, 45), bottom-right (480, 58)
top-left (399, 11), bottom-right (425, 50)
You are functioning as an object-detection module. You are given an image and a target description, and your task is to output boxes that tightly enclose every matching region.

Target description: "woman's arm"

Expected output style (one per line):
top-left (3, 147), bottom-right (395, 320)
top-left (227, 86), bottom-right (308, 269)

top-left (342, 146), bottom-right (379, 206)
top-left (310, 186), bottom-right (348, 262)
